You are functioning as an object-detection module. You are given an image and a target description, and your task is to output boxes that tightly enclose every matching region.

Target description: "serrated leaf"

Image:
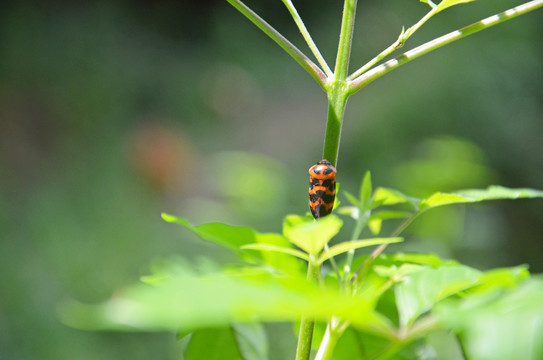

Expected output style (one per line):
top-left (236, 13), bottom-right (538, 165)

top-left (241, 244), bottom-right (310, 262)
top-left (395, 265), bottom-right (481, 326)
top-left (318, 237), bottom-right (403, 264)
top-left (283, 215), bottom-right (343, 255)
top-left (418, 186), bottom-right (543, 212)
top-left (360, 171), bottom-right (373, 208)
top-left (435, 0), bottom-right (476, 14)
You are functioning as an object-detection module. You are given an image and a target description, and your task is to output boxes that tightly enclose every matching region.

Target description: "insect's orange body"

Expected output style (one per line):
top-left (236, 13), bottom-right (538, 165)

top-left (308, 159), bottom-right (337, 219)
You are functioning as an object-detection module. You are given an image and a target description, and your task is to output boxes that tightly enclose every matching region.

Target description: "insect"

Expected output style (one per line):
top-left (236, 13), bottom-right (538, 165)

top-left (308, 159), bottom-right (337, 219)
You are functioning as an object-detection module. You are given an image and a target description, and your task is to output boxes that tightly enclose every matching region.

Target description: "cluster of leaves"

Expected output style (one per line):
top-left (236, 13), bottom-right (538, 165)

top-left (59, 178), bottom-right (543, 359)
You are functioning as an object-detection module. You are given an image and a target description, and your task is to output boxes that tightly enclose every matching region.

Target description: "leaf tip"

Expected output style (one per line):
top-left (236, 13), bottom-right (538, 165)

top-left (161, 212), bottom-right (176, 222)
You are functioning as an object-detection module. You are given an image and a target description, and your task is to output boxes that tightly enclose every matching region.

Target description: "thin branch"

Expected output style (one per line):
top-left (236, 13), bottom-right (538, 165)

top-left (227, 0), bottom-right (327, 88)
top-left (348, 5), bottom-right (439, 81)
top-left (282, 0), bottom-right (333, 77)
top-left (349, 0), bottom-right (543, 94)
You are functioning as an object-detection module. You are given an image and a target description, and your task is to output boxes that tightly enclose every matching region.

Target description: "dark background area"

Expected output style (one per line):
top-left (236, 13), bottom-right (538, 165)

top-left (1, 0), bottom-right (542, 358)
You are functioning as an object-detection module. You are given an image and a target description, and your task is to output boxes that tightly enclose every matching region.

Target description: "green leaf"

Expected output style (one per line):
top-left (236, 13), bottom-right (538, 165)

top-left (343, 190), bottom-right (361, 208)
top-left (241, 244), bottom-right (310, 262)
top-left (468, 265), bottom-right (530, 294)
top-left (368, 217), bottom-right (382, 235)
top-left (435, 0), bottom-right (476, 14)
top-left (162, 213), bottom-right (301, 274)
top-left (58, 265), bottom-right (381, 333)
top-left (185, 327), bottom-right (243, 360)
top-left (336, 206), bottom-right (359, 220)
top-left (395, 265), bottom-right (481, 326)
top-left (367, 210), bottom-right (413, 235)
top-left (333, 182), bottom-right (341, 211)
top-left (283, 215), bottom-right (343, 255)
top-left (369, 211), bottom-right (413, 221)
top-left (360, 171), bottom-right (373, 208)
top-left (388, 253), bottom-right (457, 268)
top-left (435, 278), bottom-right (543, 360)
top-left (418, 186), bottom-right (543, 212)
top-left (419, 0), bottom-right (435, 7)
top-left (161, 213), bottom-right (256, 251)
top-left (372, 188), bottom-right (420, 209)
top-left (253, 233), bottom-right (303, 275)
top-left (232, 323), bottom-right (268, 360)
top-left (184, 323), bottom-right (267, 360)
top-left (373, 264), bottom-right (423, 281)
top-left (318, 237), bottom-right (403, 264)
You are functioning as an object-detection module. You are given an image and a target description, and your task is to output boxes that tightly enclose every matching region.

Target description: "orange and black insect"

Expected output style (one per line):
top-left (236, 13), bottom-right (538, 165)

top-left (308, 159), bottom-right (337, 219)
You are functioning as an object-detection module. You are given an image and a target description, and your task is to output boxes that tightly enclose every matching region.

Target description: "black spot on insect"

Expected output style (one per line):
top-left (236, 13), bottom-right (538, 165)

top-left (317, 159), bottom-right (332, 166)
top-left (314, 190), bottom-right (326, 198)
top-left (309, 193), bottom-right (320, 202)
top-left (322, 179), bottom-right (333, 188)
top-left (308, 159), bottom-right (337, 219)
top-left (322, 194), bottom-right (335, 204)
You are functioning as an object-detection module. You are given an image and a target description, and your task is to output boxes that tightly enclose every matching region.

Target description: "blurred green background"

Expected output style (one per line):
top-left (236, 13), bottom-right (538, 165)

top-left (1, 0), bottom-right (542, 358)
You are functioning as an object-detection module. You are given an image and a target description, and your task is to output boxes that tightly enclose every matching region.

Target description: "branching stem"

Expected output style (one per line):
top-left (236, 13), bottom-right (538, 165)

top-left (349, 0), bottom-right (543, 94)
top-left (282, 0), bottom-right (333, 76)
top-left (227, 0), bottom-right (327, 88)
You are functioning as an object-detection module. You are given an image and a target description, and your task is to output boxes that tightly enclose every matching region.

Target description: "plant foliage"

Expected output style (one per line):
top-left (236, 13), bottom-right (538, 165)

top-left (60, 183), bottom-right (543, 359)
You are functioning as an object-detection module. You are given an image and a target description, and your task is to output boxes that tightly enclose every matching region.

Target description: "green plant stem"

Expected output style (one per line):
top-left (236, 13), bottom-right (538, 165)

top-left (295, 261), bottom-right (321, 360)
top-left (334, 0), bottom-right (358, 80)
top-left (324, 243), bottom-right (342, 280)
top-left (348, 5), bottom-right (439, 81)
top-left (322, 84), bottom-right (349, 166)
top-left (315, 319), bottom-right (342, 360)
top-left (227, 0), bottom-right (327, 88)
top-left (322, 0), bottom-right (359, 165)
top-left (349, 0), bottom-right (543, 94)
top-left (343, 209), bottom-right (369, 281)
top-left (282, 0), bottom-right (333, 77)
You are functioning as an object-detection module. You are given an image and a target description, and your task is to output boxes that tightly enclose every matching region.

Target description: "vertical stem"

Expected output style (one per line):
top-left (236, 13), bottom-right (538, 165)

top-left (343, 209), bottom-right (368, 281)
top-left (322, 86), bottom-right (348, 166)
top-left (323, 0), bottom-right (358, 166)
top-left (334, 0), bottom-right (358, 79)
top-left (315, 319), bottom-right (342, 360)
top-left (295, 261), bottom-right (321, 360)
